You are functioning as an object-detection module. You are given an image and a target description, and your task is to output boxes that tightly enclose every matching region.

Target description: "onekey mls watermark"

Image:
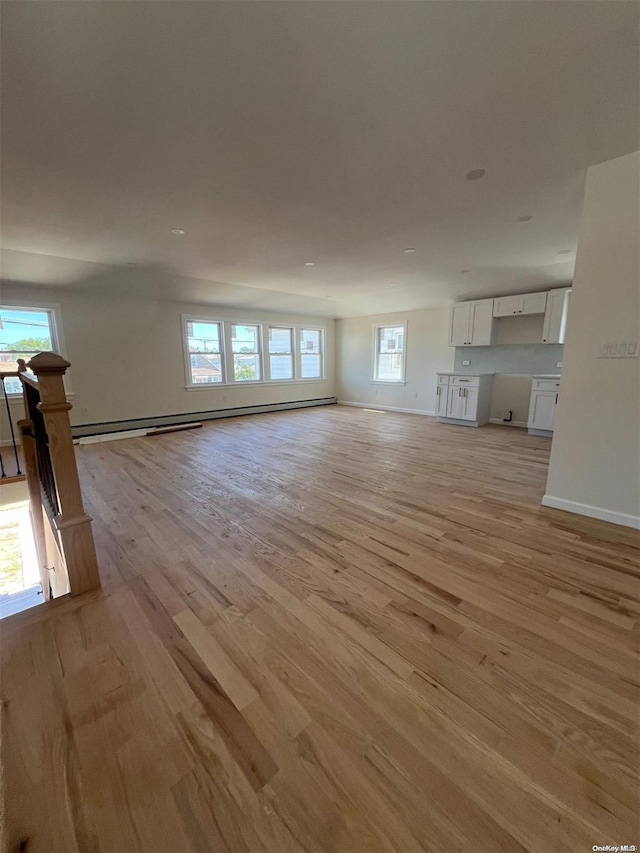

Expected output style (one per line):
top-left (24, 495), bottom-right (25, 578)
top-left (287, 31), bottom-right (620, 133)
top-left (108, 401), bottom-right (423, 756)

top-left (592, 846), bottom-right (637, 852)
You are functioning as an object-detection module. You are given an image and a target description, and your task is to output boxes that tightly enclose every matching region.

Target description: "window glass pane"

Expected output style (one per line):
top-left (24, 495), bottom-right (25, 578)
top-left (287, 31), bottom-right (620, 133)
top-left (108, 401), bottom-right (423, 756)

top-left (270, 354), bottom-right (293, 380)
top-left (0, 308), bottom-right (53, 378)
top-left (300, 329), bottom-right (321, 354)
top-left (301, 354), bottom-right (321, 379)
top-left (232, 324), bottom-right (259, 354)
top-left (233, 354), bottom-right (260, 381)
top-left (187, 321), bottom-right (221, 353)
top-left (376, 353), bottom-right (403, 382)
top-left (378, 326), bottom-right (404, 354)
top-left (187, 320), bottom-right (223, 383)
top-left (268, 327), bottom-right (292, 354)
top-left (231, 324), bottom-right (260, 381)
top-left (299, 329), bottom-right (322, 378)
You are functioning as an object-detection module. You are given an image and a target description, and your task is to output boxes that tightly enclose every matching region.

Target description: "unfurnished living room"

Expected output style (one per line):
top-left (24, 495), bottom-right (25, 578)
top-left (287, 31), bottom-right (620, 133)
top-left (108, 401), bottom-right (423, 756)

top-left (0, 1), bottom-right (639, 851)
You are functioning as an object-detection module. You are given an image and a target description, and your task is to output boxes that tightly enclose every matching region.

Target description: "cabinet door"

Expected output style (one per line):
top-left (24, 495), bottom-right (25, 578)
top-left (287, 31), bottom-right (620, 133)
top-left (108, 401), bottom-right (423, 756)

top-left (520, 291), bottom-right (547, 315)
top-left (542, 288), bottom-right (571, 344)
top-left (468, 300), bottom-right (494, 345)
top-left (459, 386), bottom-right (479, 421)
top-left (446, 386), bottom-right (464, 419)
top-left (435, 384), bottom-right (448, 416)
top-left (492, 295), bottom-right (521, 317)
top-left (528, 391), bottom-right (557, 431)
top-left (449, 303), bottom-right (471, 346)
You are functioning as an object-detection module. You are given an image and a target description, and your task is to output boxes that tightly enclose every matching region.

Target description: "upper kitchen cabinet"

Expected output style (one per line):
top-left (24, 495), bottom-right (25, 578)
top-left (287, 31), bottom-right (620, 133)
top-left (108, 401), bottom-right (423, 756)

top-left (492, 291), bottom-right (548, 317)
top-left (542, 287), bottom-right (572, 344)
top-left (448, 299), bottom-right (496, 346)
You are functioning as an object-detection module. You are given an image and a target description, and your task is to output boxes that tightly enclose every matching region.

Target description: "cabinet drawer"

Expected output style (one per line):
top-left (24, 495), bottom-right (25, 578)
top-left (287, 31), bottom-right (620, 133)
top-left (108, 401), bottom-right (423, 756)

top-left (533, 378), bottom-right (561, 392)
top-left (437, 375), bottom-right (450, 385)
top-left (451, 376), bottom-right (480, 387)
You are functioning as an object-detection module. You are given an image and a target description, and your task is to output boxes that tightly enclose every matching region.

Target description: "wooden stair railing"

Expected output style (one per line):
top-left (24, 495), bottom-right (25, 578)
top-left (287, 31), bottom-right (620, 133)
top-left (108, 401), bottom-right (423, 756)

top-left (17, 352), bottom-right (101, 597)
top-left (0, 369), bottom-right (25, 482)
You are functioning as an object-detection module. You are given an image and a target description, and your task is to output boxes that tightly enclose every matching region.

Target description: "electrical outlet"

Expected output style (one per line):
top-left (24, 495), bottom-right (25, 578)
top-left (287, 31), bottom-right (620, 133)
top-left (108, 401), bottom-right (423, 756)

top-left (80, 406), bottom-right (89, 416)
top-left (556, 361), bottom-right (563, 368)
top-left (462, 360), bottom-right (471, 366)
top-left (413, 392), bottom-right (418, 399)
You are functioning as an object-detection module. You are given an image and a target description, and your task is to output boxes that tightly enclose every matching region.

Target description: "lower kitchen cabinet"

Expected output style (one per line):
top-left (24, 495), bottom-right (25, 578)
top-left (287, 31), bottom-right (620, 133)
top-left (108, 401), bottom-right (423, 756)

top-left (527, 376), bottom-right (561, 435)
top-left (435, 374), bottom-right (494, 427)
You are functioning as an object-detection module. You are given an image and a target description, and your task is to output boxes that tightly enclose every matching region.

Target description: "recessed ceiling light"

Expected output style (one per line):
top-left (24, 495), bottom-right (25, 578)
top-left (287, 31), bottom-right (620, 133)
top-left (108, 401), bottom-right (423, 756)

top-left (304, 261), bottom-right (315, 266)
top-left (558, 249), bottom-right (573, 255)
top-left (403, 248), bottom-right (416, 254)
top-left (517, 215), bottom-right (533, 222)
top-left (466, 169), bottom-right (486, 181)
top-left (171, 229), bottom-right (186, 235)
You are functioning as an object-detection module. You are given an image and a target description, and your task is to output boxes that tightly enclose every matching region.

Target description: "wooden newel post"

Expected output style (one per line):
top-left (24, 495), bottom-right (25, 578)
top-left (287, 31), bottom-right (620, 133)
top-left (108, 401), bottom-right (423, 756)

top-left (17, 418), bottom-right (51, 600)
top-left (27, 352), bottom-right (101, 595)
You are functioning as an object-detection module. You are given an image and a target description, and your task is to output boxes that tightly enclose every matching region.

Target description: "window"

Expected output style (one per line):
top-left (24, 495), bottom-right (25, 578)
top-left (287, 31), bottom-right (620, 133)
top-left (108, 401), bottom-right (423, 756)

top-left (186, 320), bottom-right (224, 384)
top-left (0, 306), bottom-right (58, 394)
top-left (182, 316), bottom-right (326, 387)
top-left (268, 327), bottom-right (293, 380)
top-left (374, 324), bottom-right (406, 382)
top-left (299, 329), bottom-right (323, 379)
top-left (231, 324), bottom-right (261, 382)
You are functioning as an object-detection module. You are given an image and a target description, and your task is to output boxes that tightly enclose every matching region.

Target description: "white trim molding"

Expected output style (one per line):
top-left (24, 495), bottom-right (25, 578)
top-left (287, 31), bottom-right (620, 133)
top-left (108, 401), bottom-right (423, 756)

top-left (542, 494), bottom-right (640, 530)
top-left (338, 400), bottom-right (435, 417)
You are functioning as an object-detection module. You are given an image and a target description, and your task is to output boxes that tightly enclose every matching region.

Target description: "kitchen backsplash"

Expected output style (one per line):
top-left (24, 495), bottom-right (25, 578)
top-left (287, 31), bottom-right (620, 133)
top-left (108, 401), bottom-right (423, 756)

top-left (453, 344), bottom-right (564, 374)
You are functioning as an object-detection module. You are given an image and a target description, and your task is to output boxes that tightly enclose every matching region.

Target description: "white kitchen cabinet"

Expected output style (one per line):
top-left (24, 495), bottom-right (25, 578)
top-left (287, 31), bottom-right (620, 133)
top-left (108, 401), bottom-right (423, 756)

top-left (436, 374), bottom-right (493, 427)
top-left (448, 299), bottom-right (495, 346)
top-left (542, 287), bottom-right (572, 344)
top-left (528, 376), bottom-right (561, 435)
top-left (492, 291), bottom-right (547, 317)
top-left (435, 382), bottom-right (448, 416)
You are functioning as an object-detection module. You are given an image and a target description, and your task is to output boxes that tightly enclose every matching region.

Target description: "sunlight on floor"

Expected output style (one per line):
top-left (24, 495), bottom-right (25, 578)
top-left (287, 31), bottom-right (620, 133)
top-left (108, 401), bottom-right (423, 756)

top-left (0, 487), bottom-right (42, 619)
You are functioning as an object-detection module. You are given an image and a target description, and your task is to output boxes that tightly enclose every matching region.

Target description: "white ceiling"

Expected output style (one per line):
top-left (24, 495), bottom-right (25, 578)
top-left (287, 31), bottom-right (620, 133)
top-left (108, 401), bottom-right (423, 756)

top-left (1, 1), bottom-right (638, 318)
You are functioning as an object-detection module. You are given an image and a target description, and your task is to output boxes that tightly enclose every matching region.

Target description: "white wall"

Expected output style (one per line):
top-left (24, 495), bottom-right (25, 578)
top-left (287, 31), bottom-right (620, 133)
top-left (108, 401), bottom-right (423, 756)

top-left (336, 307), bottom-right (453, 414)
top-left (0, 282), bottom-right (336, 432)
top-left (544, 151), bottom-right (640, 528)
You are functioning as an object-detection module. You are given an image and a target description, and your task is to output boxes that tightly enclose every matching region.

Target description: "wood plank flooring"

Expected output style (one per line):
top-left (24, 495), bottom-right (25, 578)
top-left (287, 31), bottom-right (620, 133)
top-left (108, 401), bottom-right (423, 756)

top-left (2, 405), bottom-right (639, 853)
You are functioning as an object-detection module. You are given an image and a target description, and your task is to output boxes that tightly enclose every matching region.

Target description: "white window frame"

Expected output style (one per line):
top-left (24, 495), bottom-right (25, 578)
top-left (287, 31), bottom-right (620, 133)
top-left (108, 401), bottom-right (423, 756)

top-left (297, 327), bottom-right (325, 381)
top-left (372, 322), bottom-right (407, 384)
top-left (182, 315), bottom-right (326, 388)
top-left (0, 302), bottom-right (72, 396)
top-left (183, 316), bottom-right (227, 387)
top-left (265, 326), bottom-right (295, 382)
top-left (228, 321), bottom-right (263, 385)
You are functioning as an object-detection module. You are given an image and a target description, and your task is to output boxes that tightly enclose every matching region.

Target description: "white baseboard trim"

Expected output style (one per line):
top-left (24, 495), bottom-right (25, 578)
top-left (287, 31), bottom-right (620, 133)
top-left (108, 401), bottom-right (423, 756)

top-left (75, 428), bottom-right (150, 445)
top-left (1, 438), bottom-right (21, 448)
top-left (338, 401), bottom-right (435, 417)
top-left (489, 418), bottom-right (527, 428)
top-left (542, 494), bottom-right (640, 530)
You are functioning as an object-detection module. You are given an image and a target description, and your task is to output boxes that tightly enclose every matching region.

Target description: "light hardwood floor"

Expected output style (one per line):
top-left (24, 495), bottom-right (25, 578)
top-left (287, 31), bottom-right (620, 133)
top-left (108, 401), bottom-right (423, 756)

top-left (2, 405), bottom-right (639, 853)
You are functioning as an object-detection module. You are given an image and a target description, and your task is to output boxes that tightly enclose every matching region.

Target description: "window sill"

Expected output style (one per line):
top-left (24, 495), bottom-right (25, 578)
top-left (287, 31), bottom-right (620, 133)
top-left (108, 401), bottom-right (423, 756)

top-left (185, 378), bottom-right (327, 390)
top-left (370, 380), bottom-right (407, 386)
